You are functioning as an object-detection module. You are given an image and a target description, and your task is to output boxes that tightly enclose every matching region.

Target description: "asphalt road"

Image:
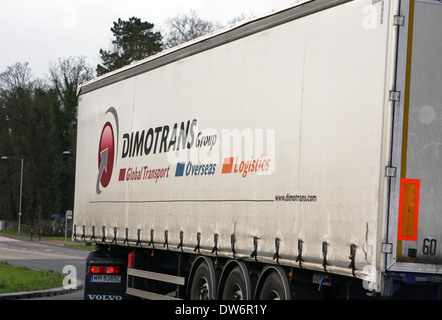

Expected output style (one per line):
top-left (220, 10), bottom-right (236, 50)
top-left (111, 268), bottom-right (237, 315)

top-left (0, 233), bottom-right (90, 300)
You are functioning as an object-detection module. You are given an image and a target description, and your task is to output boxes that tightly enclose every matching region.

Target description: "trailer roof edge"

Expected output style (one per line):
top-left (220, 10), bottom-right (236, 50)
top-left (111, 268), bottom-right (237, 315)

top-left (77, 0), bottom-right (349, 96)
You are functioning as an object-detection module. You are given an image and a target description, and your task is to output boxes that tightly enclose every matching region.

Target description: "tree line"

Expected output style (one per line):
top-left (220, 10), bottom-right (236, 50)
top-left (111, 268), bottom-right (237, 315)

top-left (0, 11), bottom-right (246, 226)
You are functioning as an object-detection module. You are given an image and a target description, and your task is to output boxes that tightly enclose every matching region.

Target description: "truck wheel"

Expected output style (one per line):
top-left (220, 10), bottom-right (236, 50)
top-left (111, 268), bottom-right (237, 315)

top-left (190, 261), bottom-right (213, 300)
top-left (222, 266), bottom-right (248, 300)
top-left (258, 270), bottom-right (291, 300)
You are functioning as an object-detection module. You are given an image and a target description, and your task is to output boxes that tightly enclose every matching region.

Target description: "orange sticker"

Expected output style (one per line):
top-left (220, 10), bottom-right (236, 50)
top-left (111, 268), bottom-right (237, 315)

top-left (397, 179), bottom-right (420, 241)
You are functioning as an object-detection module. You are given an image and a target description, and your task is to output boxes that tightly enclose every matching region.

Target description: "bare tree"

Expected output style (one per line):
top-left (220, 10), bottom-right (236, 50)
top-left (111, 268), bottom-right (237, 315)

top-left (164, 10), bottom-right (222, 49)
top-left (0, 62), bottom-right (52, 222)
top-left (49, 56), bottom-right (94, 111)
top-left (227, 13), bottom-right (250, 25)
top-left (48, 56), bottom-right (94, 214)
top-left (0, 62), bottom-right (34, 92)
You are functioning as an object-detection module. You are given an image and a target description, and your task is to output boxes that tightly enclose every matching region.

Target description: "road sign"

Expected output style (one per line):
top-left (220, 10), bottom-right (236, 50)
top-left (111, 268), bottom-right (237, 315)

top-left (66, 210), bottom-right (73, 219)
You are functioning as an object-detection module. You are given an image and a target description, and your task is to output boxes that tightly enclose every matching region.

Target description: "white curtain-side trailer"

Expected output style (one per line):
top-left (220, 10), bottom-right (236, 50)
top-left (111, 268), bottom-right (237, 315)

top-left (74, 0), bottom-right (442, 300)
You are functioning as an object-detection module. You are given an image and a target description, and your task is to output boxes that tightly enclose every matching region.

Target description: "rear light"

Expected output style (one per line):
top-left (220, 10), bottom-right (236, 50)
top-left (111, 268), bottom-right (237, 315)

top-left (128, 251), bottom-right (134, 268)
top-left (90, 265), bottom-right (121, 274)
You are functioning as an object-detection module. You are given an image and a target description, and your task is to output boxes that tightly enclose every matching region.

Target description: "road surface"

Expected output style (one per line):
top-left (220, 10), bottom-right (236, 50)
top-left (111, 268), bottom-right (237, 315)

top-left (0, 233), bottom-right (90, 300)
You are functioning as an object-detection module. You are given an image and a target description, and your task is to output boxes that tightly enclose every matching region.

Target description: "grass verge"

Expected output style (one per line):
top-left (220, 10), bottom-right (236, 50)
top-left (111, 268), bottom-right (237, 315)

top-left (0, 230), bottom-right (93, 250)
top-left (0, 261), bottom-right (65, 293)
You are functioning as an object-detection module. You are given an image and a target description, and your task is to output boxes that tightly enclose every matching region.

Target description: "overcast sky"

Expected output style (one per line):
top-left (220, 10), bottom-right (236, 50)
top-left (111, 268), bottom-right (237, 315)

top-left (0, 0), bottom-right (297, 79)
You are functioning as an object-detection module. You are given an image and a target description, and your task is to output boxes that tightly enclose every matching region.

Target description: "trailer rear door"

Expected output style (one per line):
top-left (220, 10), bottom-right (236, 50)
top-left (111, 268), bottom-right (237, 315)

top-left (388, 0), bottom-right (442, 274)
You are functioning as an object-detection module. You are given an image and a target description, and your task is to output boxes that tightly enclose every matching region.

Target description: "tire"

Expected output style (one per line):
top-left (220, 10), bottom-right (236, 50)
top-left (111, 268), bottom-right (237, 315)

top-left (222, 266), bottom-right (249, 300)
top-left (258, 271), bottom-right (290, 300)
top-left (190, 261), bottom-right (213, 300)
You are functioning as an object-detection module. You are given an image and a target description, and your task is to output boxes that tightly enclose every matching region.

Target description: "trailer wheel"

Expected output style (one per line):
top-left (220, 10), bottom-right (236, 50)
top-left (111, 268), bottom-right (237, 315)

top-left (256, 267), bottom-right (292, 300)
top-left (221, 266), bottom-right (249, 300)
top-left (190, 261), bottom-right (214, 300)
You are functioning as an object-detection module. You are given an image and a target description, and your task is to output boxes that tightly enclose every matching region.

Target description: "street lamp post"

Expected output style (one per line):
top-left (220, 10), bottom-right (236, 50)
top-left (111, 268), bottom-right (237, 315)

top-left (63, 150), bottom-right (73, 246)
top-left (1, 156), bottom-right (24, 234)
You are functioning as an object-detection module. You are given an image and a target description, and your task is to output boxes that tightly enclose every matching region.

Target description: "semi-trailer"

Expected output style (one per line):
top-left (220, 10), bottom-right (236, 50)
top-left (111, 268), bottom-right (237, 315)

top-left (74, 0), bottom-right (442, 300)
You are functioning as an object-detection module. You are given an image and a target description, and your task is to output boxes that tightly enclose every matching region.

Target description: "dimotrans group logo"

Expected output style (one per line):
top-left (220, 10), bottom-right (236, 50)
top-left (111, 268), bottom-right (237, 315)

top-left (96, 107), bottom-right (119, 194)
top-left (96, 109), bottom-right (276, 194)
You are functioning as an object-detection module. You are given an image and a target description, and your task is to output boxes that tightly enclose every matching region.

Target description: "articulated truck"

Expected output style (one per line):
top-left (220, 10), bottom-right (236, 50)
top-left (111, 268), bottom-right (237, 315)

top-left (74, 0), bottom-right (442, 300)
